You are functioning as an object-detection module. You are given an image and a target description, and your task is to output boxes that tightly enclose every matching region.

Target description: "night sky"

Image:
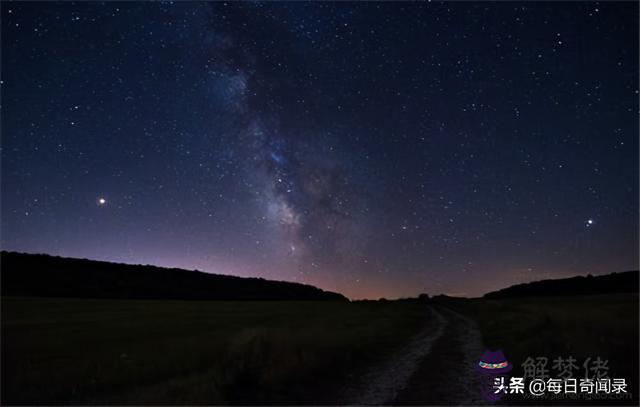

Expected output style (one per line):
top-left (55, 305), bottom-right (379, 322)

top-left (1, 2), bottom-right (638, 299)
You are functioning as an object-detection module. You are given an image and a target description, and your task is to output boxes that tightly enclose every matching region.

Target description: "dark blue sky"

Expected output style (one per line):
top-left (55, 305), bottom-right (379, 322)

top-left (2, 2), bottom-right (637, 299)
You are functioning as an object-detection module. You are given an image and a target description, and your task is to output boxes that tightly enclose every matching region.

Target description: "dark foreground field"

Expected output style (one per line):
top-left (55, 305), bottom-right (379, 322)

top-left (2, 293), bottom-right (638, 405)
top-left (1, 297), bottom-right (427, 405)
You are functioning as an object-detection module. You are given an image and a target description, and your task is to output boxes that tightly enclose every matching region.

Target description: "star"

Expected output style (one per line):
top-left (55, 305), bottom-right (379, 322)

top-left (0, 1), bottom-right (636, 302)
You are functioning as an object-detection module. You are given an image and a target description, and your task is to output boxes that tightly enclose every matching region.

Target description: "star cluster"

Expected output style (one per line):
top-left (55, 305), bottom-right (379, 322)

top-left (1, 2), bottom-right (637, 298)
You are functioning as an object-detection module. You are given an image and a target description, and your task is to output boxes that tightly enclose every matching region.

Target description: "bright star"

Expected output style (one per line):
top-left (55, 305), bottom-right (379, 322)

top-left (97, 197), bottom-right (106, 206)
top-left (586, 219), bottom-right (594, 227)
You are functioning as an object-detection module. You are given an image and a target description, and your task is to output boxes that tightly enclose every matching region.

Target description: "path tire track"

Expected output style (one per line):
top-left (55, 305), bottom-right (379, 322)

top-left (395, 305), bottom-right (486, 405)
top-left (340, 307), bottom-right (447, 405)
top-left (435, 306), bottom-right (486, 405)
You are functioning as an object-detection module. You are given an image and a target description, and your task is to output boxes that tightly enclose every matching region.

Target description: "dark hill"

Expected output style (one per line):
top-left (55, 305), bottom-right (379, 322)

top-left (483, 270), bottom-right (639, 299)
top-left (0, 251), bottom-right (347, 301)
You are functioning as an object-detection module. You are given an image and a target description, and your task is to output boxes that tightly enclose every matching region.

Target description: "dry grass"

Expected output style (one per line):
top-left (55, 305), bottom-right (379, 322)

top-left (2, 297), bottom-right (428, 404)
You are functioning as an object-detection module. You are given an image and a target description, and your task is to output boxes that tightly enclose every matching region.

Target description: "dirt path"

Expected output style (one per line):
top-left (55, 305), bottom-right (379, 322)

top-left (340, 306), bottom-right (447, 405)
top-left (395, 305), bottom-right (486, 405)
top-left (342, 304), bottom-right (486, 406)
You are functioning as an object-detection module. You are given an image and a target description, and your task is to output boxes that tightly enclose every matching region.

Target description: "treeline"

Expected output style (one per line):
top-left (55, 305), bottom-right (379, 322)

top-left (483, 270), bottom-right (639, 299)
top-left (0, 251), bottom-right (348, 301)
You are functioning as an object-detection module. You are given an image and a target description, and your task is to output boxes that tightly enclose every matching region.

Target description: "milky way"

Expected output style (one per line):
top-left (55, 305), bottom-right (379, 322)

top-left (1, 2), bottom-right (638, 298)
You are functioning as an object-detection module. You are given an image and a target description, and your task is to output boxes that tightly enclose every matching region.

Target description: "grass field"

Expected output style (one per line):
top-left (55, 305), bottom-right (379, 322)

top-left (3, 294), bottom-right (638, 405)
top-left (1, 297), bottom-right (428, 405)
top-left (444, 293), bottom-right (639, 404)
